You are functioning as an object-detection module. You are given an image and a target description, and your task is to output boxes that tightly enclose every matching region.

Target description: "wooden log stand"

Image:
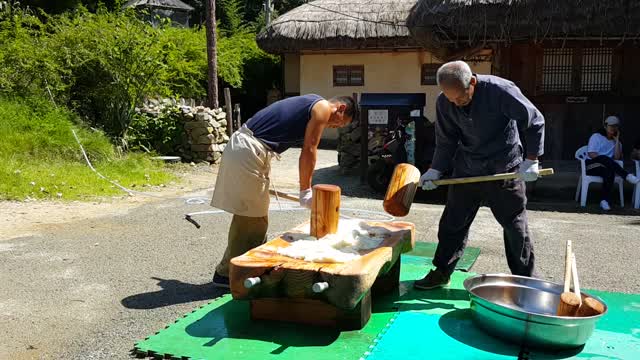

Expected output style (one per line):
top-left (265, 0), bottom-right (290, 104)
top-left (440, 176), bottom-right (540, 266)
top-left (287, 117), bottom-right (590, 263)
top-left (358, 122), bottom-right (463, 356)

top-left (250, 291), bottom-right (372, 331)
top-left (230, 185), bottom-right (415, 330)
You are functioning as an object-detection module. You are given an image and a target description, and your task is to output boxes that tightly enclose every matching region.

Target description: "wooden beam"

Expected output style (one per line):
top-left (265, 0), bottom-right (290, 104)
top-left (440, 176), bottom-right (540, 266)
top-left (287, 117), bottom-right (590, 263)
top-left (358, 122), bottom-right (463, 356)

top-left (234, 103), bottom-right (241, 130)
top-left (205, 0), bottom-right (218, 108)
top-left (359, 97), bottom-right (367, 184)
top-left (224, 87), bottom-right (233, 137)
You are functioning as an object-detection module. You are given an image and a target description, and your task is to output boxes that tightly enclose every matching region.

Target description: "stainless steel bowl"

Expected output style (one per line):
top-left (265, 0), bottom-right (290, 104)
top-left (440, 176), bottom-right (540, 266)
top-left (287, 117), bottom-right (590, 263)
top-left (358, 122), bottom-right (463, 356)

top-left (463, 274), bottom-right (607, 349)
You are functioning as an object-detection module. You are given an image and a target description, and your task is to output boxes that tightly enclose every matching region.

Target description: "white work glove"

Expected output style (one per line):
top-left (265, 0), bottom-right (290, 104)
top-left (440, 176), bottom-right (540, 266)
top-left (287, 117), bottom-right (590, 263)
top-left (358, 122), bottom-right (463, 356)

top-left (299, 188), bottom-right (313, 209)
top-left (518, 159), bottom-right (540, 182)
top-left (420, 168), bottom-right (442, 191)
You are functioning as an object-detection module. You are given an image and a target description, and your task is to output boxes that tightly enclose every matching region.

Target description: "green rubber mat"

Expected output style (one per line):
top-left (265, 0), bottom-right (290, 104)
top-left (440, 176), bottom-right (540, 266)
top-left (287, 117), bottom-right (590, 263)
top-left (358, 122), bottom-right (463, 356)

top-left (134, 294), bottom-right (395, 359)
top-left (133, 254), bottom-right (467, 360)
top-left (367, 291), bottom-right (640, 360)
top-left (135, 249), bottom-right (639, 360)
top-left (367, 312), bottom-right (520, 360)
top-left (525, 289), bottom-right (640, 359)
top-left (408, 241), bottom-right (480, 271)
top-left (367, 270), bottom-right (640, 360)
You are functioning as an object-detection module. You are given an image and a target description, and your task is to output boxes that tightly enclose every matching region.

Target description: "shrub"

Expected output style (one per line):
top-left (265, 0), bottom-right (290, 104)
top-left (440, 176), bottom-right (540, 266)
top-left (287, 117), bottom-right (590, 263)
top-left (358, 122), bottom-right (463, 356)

top-left (0, 96), bottom-right (175, 201)
top-left (127, 104), bottom-right (186, 155)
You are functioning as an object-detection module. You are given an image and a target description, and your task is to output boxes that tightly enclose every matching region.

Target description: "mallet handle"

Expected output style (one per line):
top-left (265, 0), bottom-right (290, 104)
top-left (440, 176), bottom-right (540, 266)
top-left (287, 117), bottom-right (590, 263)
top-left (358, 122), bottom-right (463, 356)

top-left (433, 168), bottom-right (554, 186)
top-left (269, 189), bottom-right (300, 202)
top-left (563, 240), bottom-right (573, 293)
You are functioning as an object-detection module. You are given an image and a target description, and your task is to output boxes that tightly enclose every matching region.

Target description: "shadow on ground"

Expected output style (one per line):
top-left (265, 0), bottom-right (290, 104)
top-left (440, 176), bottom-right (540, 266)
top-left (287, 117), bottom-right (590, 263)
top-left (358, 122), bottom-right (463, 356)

top-left (184, 299), bottom-right (341, 354)
top-left (121, 277), bottom-right (228, 310)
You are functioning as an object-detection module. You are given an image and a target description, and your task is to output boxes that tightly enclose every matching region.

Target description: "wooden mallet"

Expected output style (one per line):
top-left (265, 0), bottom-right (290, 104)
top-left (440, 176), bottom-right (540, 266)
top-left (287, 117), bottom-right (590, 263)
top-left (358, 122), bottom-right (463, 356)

top-left (572, 253), bottom-right (606, 317)
top-left (576, 295), bottom-right (606, 317)
top-left (557, 240), bottom-right (581, 316)
top-left (570, 252), bottom-right (582, 307)
top-left (383, 163), bottom-right (554, 217)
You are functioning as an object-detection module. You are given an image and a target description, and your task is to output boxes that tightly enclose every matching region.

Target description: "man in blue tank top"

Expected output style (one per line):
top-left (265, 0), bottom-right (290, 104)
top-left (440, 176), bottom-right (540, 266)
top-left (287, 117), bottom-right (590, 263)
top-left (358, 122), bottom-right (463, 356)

top-left (210, 94), bottom-right (356, 288)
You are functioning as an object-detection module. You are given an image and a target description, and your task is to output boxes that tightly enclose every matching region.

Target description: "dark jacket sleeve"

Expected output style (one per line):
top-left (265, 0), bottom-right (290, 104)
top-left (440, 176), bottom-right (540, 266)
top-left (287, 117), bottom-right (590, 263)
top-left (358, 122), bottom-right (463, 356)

top-left (500, 83), bottom-right (545, 157)
top-left (431, 96), bottom-right (460, 172)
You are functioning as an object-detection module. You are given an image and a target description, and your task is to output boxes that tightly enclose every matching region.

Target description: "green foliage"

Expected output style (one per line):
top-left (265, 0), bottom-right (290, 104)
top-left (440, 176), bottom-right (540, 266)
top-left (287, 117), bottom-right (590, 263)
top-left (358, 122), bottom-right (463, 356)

top-left (0, 96), bottom-right (113, 161)
top-left (0, 97), bottom-right (175, 201)
top-left (275, 0), bottom-right (306, 13)
top-left (219, 0), bottom-right (244, 34)
top-left (54, 10), bottom-right (172, 140)
top-left (0, 8), bottom-right (169, 140)
top-left (0, 10), bottom-right (66, 101)
top-left (0, 7), bottom-right (277, 144)
top-left (0, 3), bottom-right (280, 154)
top-left (17, 0), bottom-right (119, 13)
top-left (127, 105), bottom-right (186, 155)
top-left (158, 26), bottom-right (208, 99)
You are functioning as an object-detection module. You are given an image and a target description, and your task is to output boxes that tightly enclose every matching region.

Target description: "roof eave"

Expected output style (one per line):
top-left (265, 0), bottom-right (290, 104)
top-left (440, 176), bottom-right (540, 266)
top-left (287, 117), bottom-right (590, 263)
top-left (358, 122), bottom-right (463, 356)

top-left (256, 36), bottom-right (421, 54)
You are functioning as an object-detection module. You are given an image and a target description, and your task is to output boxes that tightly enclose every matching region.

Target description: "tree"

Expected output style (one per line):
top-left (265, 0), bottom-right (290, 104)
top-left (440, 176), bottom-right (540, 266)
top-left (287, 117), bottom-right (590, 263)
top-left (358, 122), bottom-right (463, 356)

top-left (274, 0), bottom-right (305, 13)
top-left (219, 0), bottom-right (243, 33)
top-left (205, 0), bottom-right (218, 108)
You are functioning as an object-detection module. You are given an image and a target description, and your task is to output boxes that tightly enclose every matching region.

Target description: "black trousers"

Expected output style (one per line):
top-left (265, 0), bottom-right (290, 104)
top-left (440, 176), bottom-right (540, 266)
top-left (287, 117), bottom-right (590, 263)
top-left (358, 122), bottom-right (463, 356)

top-left (585, 155), bottom-right (629, 203)
top-left (433, 177), bottom-right (535, 277)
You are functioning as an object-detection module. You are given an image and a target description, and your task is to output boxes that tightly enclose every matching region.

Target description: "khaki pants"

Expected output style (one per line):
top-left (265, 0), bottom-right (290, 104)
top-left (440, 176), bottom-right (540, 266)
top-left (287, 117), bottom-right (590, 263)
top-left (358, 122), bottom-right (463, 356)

top-left (215, 214), bottom-right (269, 277)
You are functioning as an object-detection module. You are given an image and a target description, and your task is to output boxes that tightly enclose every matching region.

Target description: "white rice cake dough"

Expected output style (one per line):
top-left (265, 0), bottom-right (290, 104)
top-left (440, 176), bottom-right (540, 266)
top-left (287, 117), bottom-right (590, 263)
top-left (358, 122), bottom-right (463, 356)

top-left (277, 220), bottom-right (391, 263)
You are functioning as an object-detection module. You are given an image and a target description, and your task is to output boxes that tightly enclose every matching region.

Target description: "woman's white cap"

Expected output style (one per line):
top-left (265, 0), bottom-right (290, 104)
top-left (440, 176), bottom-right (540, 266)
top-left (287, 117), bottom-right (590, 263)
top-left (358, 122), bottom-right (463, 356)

top-left (605, 115), bottom-right (621, 126)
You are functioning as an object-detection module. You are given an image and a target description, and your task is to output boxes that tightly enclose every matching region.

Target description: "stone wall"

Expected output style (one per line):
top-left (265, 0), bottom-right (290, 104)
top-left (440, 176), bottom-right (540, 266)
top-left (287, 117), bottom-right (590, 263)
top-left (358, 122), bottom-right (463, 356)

top-left (137, 98), bottom-right (229, 164)
top-left (182, 106), bottom-right (229, 163)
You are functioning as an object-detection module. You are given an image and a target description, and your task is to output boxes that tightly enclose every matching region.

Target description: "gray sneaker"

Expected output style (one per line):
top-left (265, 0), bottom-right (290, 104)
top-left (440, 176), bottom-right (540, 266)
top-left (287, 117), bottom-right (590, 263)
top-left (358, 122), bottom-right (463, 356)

top-left (414, 269), bottom-right (451, 290)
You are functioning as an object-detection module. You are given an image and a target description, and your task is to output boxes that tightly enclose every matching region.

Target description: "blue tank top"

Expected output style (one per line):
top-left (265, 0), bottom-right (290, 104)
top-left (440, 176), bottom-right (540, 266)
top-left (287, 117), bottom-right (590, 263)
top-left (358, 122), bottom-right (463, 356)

top-left (245, 94), bottom-right (324, 154)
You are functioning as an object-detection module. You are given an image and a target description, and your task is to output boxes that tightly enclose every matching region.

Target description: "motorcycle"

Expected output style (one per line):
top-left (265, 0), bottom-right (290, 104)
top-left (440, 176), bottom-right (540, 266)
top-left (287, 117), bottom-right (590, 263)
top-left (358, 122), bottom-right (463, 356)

top-left (366, 117), bottom-right (412, 193)
top-left (367, 115), bottom-right (436, 193)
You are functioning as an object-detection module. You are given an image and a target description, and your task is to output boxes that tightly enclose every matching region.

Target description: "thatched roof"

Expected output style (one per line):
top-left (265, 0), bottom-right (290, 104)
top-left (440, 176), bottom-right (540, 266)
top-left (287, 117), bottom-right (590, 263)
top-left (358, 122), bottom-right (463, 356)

top-left (257, 0), bottom-right (420, 53)
top-left (258, 0), bottom-right (640, 56)
top-left (124, 0), bottom-right (194, 11)
top-left (407, 0), bottom-right (640, 59)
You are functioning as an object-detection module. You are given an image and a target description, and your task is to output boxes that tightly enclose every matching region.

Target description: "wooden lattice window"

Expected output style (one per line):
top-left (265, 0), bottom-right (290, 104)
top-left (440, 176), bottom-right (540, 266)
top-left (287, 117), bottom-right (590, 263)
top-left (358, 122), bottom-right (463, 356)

top-left (541, 48), bottom-right (574, 93)
top-left (421, 64), bottom-right (441, 85)
top-left (333, 65), bottom-right (364, 87)
top-left (581, 48), bottom-right (613, 92)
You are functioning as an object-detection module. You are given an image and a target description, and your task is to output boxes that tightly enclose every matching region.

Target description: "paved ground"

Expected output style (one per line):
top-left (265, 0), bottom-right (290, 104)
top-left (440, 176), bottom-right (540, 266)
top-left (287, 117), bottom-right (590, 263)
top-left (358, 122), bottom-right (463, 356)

top-left (1, 149), bottom-right (639, 359)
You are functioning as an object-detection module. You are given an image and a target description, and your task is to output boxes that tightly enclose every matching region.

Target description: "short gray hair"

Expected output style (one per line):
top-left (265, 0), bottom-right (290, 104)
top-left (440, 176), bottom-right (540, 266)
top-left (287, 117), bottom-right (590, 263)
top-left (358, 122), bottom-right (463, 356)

top-left (436, 61), bottom-right (473, 89)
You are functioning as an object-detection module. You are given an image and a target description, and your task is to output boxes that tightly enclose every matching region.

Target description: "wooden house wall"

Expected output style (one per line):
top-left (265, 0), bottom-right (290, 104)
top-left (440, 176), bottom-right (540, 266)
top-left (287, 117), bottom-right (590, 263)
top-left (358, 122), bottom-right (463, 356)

top-left (496, 42), bottom-right (640, 160)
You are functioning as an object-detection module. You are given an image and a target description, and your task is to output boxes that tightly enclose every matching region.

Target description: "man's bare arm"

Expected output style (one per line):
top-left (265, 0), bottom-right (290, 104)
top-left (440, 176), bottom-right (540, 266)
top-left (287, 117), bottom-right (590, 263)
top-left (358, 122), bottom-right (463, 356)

top-left (299, 101), bottom-right (331, 190)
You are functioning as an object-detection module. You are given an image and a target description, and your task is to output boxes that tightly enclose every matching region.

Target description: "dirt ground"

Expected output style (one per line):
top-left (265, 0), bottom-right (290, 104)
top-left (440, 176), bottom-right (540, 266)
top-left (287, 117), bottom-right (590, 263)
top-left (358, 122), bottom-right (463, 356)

top-left (1, 164), bottom-right (214, 241)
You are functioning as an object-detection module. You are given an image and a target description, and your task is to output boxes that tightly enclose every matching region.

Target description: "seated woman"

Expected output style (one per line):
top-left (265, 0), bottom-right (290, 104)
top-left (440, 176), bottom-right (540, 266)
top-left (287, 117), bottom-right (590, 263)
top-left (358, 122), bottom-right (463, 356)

top-left (586, 116), bottom-right (639, 211)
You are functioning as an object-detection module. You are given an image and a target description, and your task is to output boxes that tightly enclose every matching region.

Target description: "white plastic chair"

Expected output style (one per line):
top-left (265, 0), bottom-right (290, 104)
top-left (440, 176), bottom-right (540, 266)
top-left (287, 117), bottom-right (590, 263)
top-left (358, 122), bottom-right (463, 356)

top-left (574, 146), bottom-right (624, 207)
top-left (633, 160), bottom-right (640, 209)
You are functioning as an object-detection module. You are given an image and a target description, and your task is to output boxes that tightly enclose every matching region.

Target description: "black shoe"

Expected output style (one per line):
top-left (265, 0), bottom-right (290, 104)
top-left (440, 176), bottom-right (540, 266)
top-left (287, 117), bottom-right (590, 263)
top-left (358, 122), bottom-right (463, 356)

top-left (212, 272), bottom-right (230, 289)
top-left (414, 269), bottom-right (451, 290)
